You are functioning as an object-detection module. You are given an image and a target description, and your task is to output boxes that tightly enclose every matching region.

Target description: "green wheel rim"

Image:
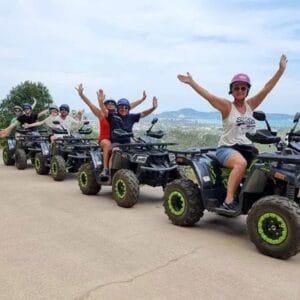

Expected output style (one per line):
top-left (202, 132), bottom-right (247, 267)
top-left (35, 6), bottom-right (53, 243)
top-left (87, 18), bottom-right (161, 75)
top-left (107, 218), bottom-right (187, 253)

top-left (35, 158), bottom-right (40, 170)
top-left (257, 212), bottom-right (288, 245)
top-left (80, 171), bottom-right (88, 188)
top-left (168, 191), bottom-right (186, 216)
top-left (115, 179), bottom-right (126, 199)
top-left (52, 162), bottom-right (58, 176)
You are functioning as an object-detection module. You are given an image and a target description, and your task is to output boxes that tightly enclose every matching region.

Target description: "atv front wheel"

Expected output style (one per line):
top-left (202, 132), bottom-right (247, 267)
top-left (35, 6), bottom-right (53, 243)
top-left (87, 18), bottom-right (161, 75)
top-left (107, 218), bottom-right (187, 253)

top-left (247, 196), bottom-right (300, 259)
top-left (50, 155), bottom-right (66, 181)
top-left (15, 149), bottom-right (27, 170)
top-left (78, 163), bottom-right (101, 195)
top-left (112, 169), bottom-right (139, 208)
top-left (35, 153), bottom-right (50, 175)
top-left (3, 146), bottom-right (15, 165)
top-left (163, 179), bottom-right (203, 226)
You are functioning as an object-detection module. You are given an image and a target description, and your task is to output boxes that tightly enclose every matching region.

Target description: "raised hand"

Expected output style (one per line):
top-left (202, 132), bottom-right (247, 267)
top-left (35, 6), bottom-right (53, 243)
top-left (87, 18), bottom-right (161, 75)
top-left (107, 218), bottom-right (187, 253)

top-left (142, 90), bottom-right (147, 100)
top-left (0, 128), bottom-right (9, 138)
top-left (75, 83), bottom-right (84, 96)
top-left (177, 72), bottom-right (194, 84)
top-left (152, 97), bottom-right (158, 109)
top-left (96, 89), bottom-right (106, 103)
top-left (279, 54), bottom-right (288, 71)
top-left (77, 109), bottom-right (84, 116)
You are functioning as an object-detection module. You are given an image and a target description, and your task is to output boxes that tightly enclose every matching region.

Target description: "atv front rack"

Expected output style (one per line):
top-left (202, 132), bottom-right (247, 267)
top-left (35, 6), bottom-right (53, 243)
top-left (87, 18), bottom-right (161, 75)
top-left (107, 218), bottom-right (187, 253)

top-left (258, 152), bottom-right (300, 164)
top-left (170, 146), bottom-right (217, 157)
top-left (115, 142), bottom-right (177, 151)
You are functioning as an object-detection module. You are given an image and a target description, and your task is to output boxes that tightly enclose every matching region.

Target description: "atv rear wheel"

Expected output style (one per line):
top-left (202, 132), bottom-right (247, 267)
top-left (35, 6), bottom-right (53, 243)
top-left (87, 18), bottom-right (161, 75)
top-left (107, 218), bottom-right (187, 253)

top-left (163, 179), bottom-right (203, 226)
top-left (3, 146), bottom-right (15, 165)
top-left (15, 149), bottom-right (27, 170)
top-left (50, 155), bottom-right (66, 181)
top-left (35, 153), bottom-right (50, 175)
top-left (112, 169), bottom-right (139, 208)
top-left (78, 163), bottom-right (101, 195)
top-left (247, 196), bottom-right (300, 259)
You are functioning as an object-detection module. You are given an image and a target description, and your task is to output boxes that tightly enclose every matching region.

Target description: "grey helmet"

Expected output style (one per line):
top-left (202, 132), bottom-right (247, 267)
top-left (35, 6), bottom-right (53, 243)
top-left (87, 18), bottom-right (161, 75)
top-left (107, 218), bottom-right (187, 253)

top-left (49, 104), bottom-right (59, 112)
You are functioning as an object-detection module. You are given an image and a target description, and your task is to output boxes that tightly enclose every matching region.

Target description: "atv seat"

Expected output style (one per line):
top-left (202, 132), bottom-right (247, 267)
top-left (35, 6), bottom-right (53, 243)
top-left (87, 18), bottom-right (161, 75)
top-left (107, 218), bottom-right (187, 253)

top-left (205, 151), bottom-right (221, 166)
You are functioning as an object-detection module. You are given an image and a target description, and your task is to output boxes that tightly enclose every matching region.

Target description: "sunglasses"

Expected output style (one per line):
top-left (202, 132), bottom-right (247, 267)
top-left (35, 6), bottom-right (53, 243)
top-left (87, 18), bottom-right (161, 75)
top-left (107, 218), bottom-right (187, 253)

top-left (60, 108), bottom-right (67, 112)
top-left (118, 105), bottom-right (129, 110)
top-left (14, 109), bottom-right (22, 113)
top-left (233, 86), bottom-right (248, 92)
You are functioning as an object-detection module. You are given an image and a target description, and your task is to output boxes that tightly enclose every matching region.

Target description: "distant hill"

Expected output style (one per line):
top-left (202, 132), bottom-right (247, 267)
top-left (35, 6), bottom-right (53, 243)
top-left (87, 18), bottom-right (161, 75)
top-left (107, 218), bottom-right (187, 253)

top-left (84, 108), bottom-right (294, 129)
top-left (156, 108), bottom-right (292, 121)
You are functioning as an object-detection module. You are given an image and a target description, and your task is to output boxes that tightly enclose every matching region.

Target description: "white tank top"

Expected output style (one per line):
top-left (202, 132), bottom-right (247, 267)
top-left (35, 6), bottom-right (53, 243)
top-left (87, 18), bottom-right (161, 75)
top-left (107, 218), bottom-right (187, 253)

top-left (218, 102), bottom-right (256, 146)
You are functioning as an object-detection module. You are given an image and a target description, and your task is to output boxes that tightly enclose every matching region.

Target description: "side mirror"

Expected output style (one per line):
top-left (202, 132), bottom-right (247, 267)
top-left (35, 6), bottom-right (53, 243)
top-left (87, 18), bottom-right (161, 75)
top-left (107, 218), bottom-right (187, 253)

top-left (52, 120), bottom-right (60, 125)
top-left (253, 111), bottom-right (266, 121)
top-left (151, 118), bottom-right (158, 125)
top-left (293, 112), bottom-right (300, 123)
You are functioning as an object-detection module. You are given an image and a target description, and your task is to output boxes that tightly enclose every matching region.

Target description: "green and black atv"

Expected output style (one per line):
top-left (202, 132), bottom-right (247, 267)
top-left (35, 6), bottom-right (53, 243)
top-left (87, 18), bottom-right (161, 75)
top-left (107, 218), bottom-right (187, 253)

top-left (8, 128), bottom-right (48, 170)
top-left (78, 118), bottom-right (179, 208)
top-left (163, 111), bottom-right (300, 259)
top-left (34, 120), bottom-right (99, 181)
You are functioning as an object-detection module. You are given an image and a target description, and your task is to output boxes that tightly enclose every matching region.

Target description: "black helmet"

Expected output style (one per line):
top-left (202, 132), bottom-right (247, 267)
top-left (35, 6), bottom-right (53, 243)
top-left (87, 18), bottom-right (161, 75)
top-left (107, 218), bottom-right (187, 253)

top-left (104, 99), bottom-right (117, 106)
top-left (59, 104), bottom-right (70, 112)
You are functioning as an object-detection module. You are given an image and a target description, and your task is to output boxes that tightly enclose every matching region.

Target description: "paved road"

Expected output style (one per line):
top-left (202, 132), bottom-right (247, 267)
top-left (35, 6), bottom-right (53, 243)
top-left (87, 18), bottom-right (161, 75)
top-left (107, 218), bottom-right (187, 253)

top-left (0, 158), bottom-right (300, 300)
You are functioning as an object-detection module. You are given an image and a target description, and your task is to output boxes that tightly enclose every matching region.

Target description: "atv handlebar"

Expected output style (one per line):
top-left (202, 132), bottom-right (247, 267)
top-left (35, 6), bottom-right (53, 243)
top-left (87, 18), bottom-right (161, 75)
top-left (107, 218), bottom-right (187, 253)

top-left (246, 130), bottom-right (281, 145)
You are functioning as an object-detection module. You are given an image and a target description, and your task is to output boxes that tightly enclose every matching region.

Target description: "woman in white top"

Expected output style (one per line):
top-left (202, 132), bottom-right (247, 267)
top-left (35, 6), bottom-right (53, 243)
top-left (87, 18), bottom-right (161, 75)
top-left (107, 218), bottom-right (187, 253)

top-left (177, 54), bottom-right (287, 212)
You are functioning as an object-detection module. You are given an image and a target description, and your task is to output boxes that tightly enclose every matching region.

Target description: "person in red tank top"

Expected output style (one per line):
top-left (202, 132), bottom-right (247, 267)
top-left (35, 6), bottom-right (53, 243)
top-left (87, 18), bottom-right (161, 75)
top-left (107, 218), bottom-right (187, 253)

top-left (76, 84), bottom-right (147, 178)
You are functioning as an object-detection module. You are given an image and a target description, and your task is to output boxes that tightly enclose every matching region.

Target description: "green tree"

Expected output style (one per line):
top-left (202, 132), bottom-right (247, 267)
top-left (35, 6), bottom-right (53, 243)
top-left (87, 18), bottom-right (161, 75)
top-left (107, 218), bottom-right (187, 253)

top-left (0, 81), bottom-right (53, 128)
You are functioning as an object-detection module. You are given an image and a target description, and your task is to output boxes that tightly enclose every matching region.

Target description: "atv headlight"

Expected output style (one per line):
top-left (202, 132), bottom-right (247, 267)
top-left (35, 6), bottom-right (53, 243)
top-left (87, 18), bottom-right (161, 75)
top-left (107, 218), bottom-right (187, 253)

top-left (133, 154), bottom-right (148, 163)
top-left (168, 153), bottom-right (176, 164)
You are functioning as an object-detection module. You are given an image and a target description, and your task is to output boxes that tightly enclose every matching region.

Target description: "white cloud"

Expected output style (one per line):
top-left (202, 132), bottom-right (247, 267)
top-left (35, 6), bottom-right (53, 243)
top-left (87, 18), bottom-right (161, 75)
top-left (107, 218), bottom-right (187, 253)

top-left (0, 0), bottom-right (299, 113)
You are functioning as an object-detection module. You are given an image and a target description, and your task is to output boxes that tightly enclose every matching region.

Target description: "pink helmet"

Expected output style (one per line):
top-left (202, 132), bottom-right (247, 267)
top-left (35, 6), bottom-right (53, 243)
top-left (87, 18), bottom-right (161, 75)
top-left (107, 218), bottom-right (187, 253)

top-left (229, 73), bottom-right (251, 94)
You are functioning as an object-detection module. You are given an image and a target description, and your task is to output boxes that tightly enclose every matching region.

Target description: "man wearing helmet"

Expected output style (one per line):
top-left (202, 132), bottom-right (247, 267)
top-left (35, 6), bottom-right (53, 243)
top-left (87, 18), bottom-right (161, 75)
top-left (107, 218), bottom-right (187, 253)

top-left (0, 100), bottom-right (47, 138)
top-left (178, 54), bottom-right (287, 212)
top-left (22, 104), bottom-right (60, 130)
top-left (97, 88), bottom-right (158, 177)
top-left (23, 103), bottom-right (84, 137)
top-left (98, 90), bottom-right (158, 143)
top-left (76, 83), bottom-right (147, 178)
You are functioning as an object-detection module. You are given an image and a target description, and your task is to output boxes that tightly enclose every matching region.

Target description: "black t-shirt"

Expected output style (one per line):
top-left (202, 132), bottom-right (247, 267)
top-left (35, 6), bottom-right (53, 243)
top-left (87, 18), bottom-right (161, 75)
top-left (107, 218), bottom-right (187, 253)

top-left (108, 111), bottom-right (140, 143)
top-left (17, 113), bottom-right (38, 125)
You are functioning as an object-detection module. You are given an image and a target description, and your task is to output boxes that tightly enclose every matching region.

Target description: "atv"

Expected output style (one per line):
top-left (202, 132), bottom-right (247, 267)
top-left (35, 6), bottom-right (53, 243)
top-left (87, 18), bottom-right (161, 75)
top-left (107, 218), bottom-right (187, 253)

top-left (12, 128), bottom-right (49, 170)
top-left (78, 118), bottom-right (179, 208)
top-left (34, 120), bottom-right (100, 181)
top-left (163, 111), bottom-right (300, 259)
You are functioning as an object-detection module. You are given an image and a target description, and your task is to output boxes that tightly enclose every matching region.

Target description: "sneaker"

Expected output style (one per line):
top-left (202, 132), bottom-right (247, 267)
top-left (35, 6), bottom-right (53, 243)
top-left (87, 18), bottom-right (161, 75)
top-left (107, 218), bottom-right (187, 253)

top-left (219, 201), bottom-right (239, 212)
top-left (100, 168), bottom-right (109, 178)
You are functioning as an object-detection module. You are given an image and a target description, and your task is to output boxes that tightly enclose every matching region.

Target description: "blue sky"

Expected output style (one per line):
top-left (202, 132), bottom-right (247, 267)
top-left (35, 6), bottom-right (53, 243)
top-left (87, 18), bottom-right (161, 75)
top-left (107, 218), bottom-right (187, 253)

top-left (0, 0), bottom-right (299, 114)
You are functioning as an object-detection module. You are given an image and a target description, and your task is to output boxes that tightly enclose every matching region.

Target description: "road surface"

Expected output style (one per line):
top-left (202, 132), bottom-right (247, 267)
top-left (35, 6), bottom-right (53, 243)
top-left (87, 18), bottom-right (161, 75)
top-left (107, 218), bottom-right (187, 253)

top-left (0, 158), bottom-right (300, 299)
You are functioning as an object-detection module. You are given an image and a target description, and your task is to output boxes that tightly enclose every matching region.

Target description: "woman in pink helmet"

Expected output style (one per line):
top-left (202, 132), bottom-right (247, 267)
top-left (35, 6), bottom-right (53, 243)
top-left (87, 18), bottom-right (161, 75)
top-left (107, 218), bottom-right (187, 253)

top-left (178, 54), bottom-right (288, 212)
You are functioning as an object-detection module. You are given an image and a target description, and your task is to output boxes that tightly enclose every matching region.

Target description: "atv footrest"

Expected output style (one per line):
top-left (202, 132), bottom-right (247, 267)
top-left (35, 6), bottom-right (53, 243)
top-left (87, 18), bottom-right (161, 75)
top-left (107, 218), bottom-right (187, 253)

top-left (212, 206), bottom-right (241, 217)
